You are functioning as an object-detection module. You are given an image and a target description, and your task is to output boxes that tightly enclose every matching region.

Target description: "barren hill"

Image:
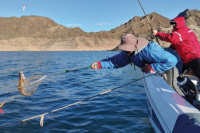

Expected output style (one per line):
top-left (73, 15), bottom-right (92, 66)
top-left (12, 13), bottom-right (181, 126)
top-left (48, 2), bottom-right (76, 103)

top-left (0, 9), bottom-right (199, 51)
top-left (110, 12), bottom-right (170, 40)
top-left (0, 16), bottom-right (119, 51)
top-left (0, 16), bottom-right (86, 39)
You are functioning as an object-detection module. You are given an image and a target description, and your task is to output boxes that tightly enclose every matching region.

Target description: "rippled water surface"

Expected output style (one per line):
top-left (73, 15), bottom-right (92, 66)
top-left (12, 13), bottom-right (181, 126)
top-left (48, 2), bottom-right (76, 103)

top-left (0, 51), bottom-right (153, 133)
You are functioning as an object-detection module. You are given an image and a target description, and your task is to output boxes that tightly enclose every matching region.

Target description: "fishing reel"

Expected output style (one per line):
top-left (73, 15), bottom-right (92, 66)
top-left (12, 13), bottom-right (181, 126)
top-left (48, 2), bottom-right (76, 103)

top-left (177, 74), bottom-right (200, 106)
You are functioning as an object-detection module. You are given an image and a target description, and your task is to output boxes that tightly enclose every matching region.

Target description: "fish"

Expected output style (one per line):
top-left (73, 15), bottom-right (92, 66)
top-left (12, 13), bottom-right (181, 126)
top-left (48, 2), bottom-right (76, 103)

top-left (18, 71), bottom-right (32, 96)
top-left (18, 71), bottom-right (44, 96)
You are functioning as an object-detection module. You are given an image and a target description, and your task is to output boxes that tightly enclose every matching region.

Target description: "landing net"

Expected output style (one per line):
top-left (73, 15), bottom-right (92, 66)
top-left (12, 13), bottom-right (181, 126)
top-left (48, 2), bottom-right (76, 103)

top-left (18, 71), bottom-right (46, 96)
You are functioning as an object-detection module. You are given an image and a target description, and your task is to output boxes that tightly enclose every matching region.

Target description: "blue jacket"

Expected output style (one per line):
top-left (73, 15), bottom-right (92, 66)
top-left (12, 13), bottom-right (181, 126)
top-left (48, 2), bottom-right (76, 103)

top-left (100, 42), bottom-right (177, 72)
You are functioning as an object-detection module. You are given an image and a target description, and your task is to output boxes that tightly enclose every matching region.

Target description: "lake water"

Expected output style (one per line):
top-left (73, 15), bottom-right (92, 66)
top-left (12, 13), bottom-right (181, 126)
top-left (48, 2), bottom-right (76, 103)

top-left (0, 51), bottom-right (154, 133)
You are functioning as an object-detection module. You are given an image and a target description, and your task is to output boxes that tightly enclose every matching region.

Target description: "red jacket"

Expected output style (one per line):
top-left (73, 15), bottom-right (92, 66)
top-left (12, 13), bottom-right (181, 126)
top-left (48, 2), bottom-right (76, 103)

top-left (156, 17), bottom-right (200, 63)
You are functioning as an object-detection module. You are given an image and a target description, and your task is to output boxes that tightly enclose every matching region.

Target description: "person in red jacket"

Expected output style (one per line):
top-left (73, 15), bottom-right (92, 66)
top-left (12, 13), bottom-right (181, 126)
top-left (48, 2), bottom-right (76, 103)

top-left (152, 16), bottom-right (200, 80)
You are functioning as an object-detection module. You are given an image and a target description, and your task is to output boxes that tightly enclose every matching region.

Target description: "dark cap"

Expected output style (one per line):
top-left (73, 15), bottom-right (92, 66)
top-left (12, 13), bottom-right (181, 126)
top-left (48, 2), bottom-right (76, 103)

top-left (170, 20), bottom-right (176, 25)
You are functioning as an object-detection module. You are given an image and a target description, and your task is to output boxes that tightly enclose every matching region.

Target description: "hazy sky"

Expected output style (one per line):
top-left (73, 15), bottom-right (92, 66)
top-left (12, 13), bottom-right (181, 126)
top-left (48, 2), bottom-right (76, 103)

top-left (0, 0), bottom-right (200, 32)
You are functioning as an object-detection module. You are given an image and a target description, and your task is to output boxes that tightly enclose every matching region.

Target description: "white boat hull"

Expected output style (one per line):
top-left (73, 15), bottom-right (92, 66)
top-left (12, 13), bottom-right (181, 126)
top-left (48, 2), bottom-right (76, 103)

top-left (143, 73), bottom-right (200, 133)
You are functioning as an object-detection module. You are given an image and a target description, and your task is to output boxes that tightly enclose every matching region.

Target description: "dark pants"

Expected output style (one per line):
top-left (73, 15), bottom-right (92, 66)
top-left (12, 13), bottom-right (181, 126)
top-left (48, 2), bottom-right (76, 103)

top-left (164, 48), bottom-right (182, 74)
top-left (165, 67), bottom-right (184, 97)
top-left (164, 48), bottom-right (184, 96)
top-left (183, 58), bottom-right (200, 80)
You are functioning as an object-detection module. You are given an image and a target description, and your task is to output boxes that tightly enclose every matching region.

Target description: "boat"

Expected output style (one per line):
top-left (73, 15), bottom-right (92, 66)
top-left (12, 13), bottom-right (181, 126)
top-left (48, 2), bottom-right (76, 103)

top-left (143, 73), bottom-right (200, 133)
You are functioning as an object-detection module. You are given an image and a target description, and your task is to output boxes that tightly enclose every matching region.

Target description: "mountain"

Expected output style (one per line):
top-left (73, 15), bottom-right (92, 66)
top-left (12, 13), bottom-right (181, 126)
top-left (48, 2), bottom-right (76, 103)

top-left (0, 9), bottom-right (199, 51)
top-left (0, 16), bottom-right (119, 51)
top-left (110, 12), bottom-right (170, 40)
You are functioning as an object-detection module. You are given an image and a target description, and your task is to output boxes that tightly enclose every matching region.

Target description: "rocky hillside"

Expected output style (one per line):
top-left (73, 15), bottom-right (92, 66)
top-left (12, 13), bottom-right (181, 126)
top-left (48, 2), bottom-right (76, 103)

top-left (0, 9), bottom-right (199, 51)
top-left (110, 12), bottom-right (171, 40)
top-left (0, 16), bottom-right (87, 39)
top-left (0, 16), bottom-right (119, 51)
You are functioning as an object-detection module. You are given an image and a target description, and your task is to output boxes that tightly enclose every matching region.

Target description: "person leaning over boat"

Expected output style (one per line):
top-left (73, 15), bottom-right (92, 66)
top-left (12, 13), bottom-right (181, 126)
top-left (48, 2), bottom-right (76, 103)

top-left (152, 16), bottom-right (200, 80)
top-left (90, 34), bottom-right (177, 74)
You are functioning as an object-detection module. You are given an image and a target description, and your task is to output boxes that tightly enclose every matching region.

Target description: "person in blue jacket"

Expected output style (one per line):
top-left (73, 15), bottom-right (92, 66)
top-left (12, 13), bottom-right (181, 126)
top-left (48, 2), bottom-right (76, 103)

top-left (90, 34), bottom-right (177, 73)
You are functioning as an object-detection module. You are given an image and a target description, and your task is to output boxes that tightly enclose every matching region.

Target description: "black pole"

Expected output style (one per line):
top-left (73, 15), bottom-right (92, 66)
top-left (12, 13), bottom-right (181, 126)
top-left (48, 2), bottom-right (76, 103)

top-left (137, 0), bottom-right (161, 45)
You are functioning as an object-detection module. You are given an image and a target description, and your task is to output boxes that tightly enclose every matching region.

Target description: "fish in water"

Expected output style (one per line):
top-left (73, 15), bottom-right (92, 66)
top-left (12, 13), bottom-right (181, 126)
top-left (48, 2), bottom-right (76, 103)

top-left (18, 71), bottom-right (33, 96)
top-left (18, 71), bottom-right (45, 96)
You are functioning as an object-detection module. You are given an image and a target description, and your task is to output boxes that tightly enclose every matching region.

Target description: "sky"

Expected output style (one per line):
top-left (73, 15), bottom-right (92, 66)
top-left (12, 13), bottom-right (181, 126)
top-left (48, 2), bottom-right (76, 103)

top-left (0, 0), bottom-right (200, 32)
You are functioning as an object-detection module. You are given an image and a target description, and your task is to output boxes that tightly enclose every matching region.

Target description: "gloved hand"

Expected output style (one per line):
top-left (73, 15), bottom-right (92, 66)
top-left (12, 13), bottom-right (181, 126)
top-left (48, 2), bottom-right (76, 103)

top-left (90, 61), bottom-right (102, 69)
top-left (142, 65), bottom-right (154, 73)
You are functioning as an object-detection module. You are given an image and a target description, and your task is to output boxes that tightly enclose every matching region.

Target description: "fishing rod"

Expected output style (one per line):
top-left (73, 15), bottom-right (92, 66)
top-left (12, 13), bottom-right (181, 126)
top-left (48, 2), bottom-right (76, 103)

top-left (18, 66), bottom-right (90, 96)
top-left (45, 66), bottom-right (90, 77)
top-left (137, 0), bottom-right (161, 45)
top-left (0, 73), bottom-right (156, 128)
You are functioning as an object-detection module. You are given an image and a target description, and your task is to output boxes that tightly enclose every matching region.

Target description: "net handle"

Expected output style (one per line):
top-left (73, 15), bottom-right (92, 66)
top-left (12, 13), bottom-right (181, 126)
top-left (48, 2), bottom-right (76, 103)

top-left (48, 66), bottom-right (90, 77)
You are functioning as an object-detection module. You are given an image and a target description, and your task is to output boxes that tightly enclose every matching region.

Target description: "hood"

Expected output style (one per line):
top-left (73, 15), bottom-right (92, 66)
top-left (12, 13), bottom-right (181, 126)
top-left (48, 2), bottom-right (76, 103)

top-left (173, 17), bottom-right (186, 29)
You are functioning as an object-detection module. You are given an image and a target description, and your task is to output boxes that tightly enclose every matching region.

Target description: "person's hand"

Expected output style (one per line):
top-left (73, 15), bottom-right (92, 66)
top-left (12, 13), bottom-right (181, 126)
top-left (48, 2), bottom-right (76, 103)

top-left (152, 29), bottom-right (158, 36)
top-left (90, 62), bottom-right (101, 69)
top-left (142, 65), bottom-right (154, 73)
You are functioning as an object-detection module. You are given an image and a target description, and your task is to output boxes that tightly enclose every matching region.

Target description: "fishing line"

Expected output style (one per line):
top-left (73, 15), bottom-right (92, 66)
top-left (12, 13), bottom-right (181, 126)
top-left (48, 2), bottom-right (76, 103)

top-left (0, 66), bottom-right (89, 111)
top-left (137, 0), bottom-right (161, 45)
top-left (0, 66), bottom-right (89, 110)
top-left (0, 73), bottom-right (156, 128)
top-left (17, 66), bottom-right (89, 96)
